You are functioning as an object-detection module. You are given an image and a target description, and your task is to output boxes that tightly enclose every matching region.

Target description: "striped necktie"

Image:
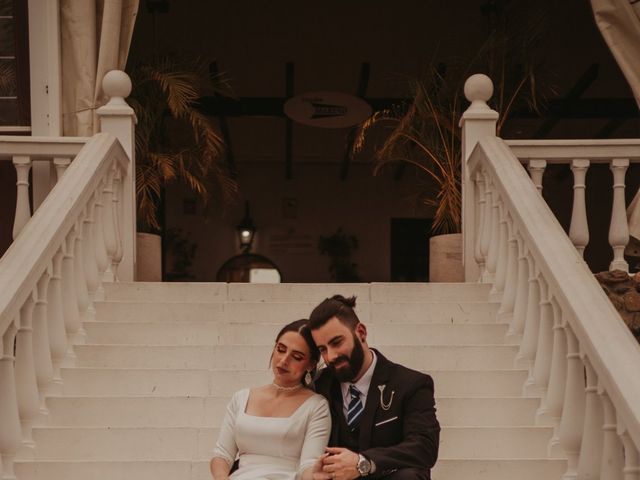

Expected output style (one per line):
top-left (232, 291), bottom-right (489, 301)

top-left (347, 385), bottom-right (364, 427)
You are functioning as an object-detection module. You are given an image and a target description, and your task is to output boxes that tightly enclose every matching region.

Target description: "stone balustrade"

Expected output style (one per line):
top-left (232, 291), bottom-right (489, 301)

top-left (0, 71), bottom-right (134, 480)
top-left (505, 139), bottom-right (640, 273)
top-left (462, 74), bottom-right (640, 480)
top-left (0, 137), bottom-right (88, 240)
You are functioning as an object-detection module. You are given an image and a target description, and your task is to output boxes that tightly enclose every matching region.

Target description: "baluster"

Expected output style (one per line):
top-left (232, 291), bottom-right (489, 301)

top-left (12, 155), bottom-right (31, 239)
top-left (569, 159), bottom-right (590, 256)
top-left (479, 171), bottom-right (493, 283)
top-left (474, 172), bottom-right (487, 280)
top-left (528, 159), bottom-right (547, 193)
top-left (485, 183), bottom-right (500, 283)
top-left (102, 169), bottom-right (117, 282)
top-left (15, 294), bottom-right (40, 452)
top-left (600, 391), bottom-right (624, 480)
top-left (543, 299), bottom-right (567, 454)
top-left (609, 158), bottom-right (630, 272)
top-left (93, 184), bottom-right (109, 300)
top-left (74, 217), bottom-right (92, 323)
top-left (53, 157), bottom-right (71, 182)
top-left (83, 200), bottom-right (101, 304)
top-left (507, 233), bottom-right (528, 342)
top-left (620, 430), bottom-right (640, 480)
top-left (516, 255), bottom-right (540, 371)
top-left (47, 251), bottom-right (68, 393)
top-left (111, 168), bottom-right (124, 278)
top-left (497, 217), bottom-right (518, 325)
top-left (32, 268), bottom-right (53, 416)
top-left (529, 276), bottom-right (553, 397)
top-left (61, 230), bottom-right (83, 362)
top-left (0, 322), bottom-right (21, 480)
top-left (559, 324), bottom-right (586, 479)
top-left (490, 198), bottom-right (508, 301)
top-left (577, 357), bottom-right (603, 479)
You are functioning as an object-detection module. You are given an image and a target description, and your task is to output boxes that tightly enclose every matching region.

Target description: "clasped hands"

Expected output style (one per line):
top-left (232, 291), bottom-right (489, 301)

top-left (312, 447), bottom-right (360, 480)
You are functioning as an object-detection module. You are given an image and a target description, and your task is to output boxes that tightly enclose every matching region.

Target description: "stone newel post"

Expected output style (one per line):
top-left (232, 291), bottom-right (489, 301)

top-left (97, 70), bottom-right (137, 282)
top-left (459, 74), bottom-right (498, 282)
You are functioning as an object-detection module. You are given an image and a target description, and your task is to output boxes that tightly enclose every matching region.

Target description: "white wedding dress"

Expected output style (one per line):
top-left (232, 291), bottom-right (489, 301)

top-left (212, 388), bottom-right (331, 480)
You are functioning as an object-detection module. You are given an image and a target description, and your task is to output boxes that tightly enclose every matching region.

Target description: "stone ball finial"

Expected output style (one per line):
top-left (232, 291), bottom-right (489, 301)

top-left (103, 70), bottom-right (132, 102)
top-left (464, 74), bottom-right (493, 104)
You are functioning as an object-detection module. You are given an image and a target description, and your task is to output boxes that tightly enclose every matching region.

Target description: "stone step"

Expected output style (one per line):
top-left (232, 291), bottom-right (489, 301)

top-left (14, 458), bottom-right (567, 480)
top-left (30, 426), bottom-right (552, 460)
top-left (369, 283), bottom-right (492, 302)
top-left (93, 300), bottom-right (499, 325)
top-left (104, 282), bottom-right (228, 303)
top-left (61, 368), bottom-right (528, 397)
top-left (431, 458), bottom-right (566, 480)
top-left (73, 345), bottom-right (519, 370)
top-left (45, 396), bottom-right (539, 427)
top-left (83, 321), bottom-right (508, 346)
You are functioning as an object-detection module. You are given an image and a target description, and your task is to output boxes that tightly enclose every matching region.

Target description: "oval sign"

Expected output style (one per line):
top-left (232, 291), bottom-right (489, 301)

top-left (284, 91), bottom-right (372, 129)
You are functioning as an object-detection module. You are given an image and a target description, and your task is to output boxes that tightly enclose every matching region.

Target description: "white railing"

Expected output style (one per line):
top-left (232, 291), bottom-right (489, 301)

top-left (461, 74), bottom-right (640, 480)
top-left (506, 139), bottom-right (640, 272)
top-left (0, 71), bottom-right (135, 480)
top-left (1, 136), bottom-right (89, 239)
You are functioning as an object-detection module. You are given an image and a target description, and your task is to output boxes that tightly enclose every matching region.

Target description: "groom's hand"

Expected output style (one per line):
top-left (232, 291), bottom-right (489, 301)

top-left (321, 447), bottom-right (360, 480)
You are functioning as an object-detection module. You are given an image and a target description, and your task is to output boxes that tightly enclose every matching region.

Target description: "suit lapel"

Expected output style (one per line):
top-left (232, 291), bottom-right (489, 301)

top-left (329, 378), bottom-right (347, 445)
top-left (358, 349), bottom-right (392, 449)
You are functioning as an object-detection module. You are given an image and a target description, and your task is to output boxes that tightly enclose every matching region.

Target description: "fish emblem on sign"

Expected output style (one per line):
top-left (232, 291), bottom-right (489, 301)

top-left (284, 92), bottom-right (372, 128)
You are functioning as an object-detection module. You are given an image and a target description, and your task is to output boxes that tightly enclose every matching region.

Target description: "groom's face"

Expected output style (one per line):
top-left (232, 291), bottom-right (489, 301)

top-left (311, 317), bottom-right (367, 382)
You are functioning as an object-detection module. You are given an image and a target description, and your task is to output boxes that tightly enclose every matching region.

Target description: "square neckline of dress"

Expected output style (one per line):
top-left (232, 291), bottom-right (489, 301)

top-left (242, 388), bottom-right (318, 419)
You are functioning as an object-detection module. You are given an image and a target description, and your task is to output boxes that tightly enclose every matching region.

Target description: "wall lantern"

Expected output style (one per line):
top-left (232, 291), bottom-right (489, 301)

top-left (236, 202), bottom-right (256, 253)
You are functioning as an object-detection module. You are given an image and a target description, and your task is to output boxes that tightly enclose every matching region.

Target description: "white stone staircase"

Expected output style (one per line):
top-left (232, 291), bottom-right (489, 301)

top-left (14, 282), bottom-right (566, 480)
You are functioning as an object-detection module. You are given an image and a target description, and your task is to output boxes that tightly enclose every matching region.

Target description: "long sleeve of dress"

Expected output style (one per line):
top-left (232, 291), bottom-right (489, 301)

top-left (297, 397), bottom-right (331, 477)
top-left (212, 389), bottom-right (244, 467)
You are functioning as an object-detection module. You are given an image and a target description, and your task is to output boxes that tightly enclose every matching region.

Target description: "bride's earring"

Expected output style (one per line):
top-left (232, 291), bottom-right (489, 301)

top-left (305, 371), bottom-right (312, 385)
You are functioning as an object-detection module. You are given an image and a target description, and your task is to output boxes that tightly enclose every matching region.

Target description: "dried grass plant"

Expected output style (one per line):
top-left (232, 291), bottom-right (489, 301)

top-left (353, 4), bottom-right (548, 234)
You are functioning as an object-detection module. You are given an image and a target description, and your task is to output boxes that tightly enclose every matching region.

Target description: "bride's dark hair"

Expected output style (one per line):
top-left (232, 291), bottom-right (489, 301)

top-left (273, 319), bottom-right (320, 386)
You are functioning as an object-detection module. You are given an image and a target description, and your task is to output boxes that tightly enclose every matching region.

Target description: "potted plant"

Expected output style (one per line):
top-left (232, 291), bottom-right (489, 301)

top-left (353, 8), bottom-right (547, 281)
top-left (318, 228), bottom-right (362, 282)
top-left (126, 57), bottom-right (237, 280)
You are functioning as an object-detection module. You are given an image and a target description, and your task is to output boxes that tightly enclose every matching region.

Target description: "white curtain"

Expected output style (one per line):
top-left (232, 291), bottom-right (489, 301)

top-left (591, 0), bottom-right (640, 248)
top-left (60, 0), bottom-right (139, 136)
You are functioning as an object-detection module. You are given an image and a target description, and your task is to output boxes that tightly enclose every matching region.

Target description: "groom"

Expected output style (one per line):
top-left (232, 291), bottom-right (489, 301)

top-left (308, 295), bottom-right (440, 480)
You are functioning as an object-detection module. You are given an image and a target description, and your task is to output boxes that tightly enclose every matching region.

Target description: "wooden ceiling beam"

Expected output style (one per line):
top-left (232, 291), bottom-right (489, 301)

top-left (533, 63), bottom-right (599, 139)
top-left (285, 62), bottom-right (294, 180)
top-left (209, 61), bottom-right (236, 178)
top-left (198, 96), bottom-right (637, 119)
top-left (341, 62), bottom-right (370, 180)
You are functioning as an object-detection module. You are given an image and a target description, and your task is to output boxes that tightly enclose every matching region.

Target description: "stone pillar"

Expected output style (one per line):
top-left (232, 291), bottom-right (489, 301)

top-left (460, 74), bottom-right (498, 282)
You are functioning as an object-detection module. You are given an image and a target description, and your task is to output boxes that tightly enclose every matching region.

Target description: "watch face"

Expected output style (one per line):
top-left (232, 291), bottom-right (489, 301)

top-left (358, 457), bottom-right (371, 475)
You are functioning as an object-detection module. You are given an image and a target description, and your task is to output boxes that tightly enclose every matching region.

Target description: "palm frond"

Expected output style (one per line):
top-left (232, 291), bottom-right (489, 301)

top-left (127, 56), bottom-right (238, 231)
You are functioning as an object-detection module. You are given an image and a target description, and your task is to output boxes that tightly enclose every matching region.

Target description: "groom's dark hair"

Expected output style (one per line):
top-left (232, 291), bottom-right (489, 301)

top-left (308, 295), bottom-right (359, 330)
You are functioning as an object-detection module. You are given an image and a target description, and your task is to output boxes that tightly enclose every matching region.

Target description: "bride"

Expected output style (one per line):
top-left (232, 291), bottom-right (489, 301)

top-left (210, 319), bottom-right (331, 480)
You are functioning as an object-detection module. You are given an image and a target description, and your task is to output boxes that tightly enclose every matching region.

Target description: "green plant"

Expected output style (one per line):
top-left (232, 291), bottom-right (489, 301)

top-left (127, 57), bottom-right (237, 231)
top-left (318, 228), bottom-right (361, 282)
top-left (164, 227), bottom-right (197, 281)
top-left (353, 3), bottom-right (548, 234)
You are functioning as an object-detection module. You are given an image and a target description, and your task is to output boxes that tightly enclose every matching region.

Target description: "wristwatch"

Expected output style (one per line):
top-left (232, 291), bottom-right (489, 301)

top-left (356, 454), bottom-right (372, 476)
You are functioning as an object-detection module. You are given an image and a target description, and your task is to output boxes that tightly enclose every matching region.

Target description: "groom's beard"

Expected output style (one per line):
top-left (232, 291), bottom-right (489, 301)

top-left (328, 333), bottom-right (365, 382)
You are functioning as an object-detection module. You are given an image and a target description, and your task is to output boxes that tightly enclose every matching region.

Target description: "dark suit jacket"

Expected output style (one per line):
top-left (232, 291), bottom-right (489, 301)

top-left (315, 349), bottom-right (440, 479)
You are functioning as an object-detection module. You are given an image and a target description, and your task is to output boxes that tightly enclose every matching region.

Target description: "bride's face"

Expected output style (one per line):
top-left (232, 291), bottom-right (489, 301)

top-left (272, 331), bottom-right (314, 387)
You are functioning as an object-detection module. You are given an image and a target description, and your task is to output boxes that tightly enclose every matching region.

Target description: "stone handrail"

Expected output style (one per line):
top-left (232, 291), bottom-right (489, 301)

top-left (2, 136), bottom-right (90, 240)
top-left (0, 137), bottom-right (88, 159)
top-left (0, 133), bottom-right (129, 479)
top-left (505, 138), bottom-right (640, 164)
top-left (462, 74), bottom-right (640, 479)
top-left (0, 70), bottom-right (136, 480)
